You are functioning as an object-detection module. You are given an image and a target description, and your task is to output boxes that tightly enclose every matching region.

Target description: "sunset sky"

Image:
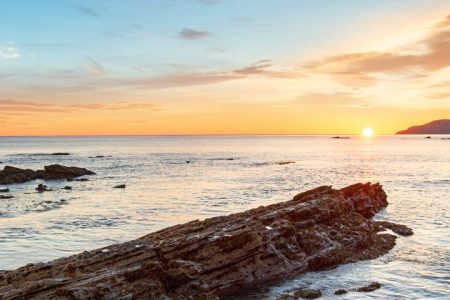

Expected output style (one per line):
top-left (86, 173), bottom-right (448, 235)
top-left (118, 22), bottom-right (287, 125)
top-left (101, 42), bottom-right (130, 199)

top-left (1, 0), bottom-right (450, 135)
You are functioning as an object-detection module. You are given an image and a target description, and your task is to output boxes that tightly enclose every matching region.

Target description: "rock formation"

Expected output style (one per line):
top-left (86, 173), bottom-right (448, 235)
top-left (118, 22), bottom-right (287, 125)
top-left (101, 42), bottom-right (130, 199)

top-left (0, 183), bottom-right (412, 299)
top-left (396, 119), bottom-right (450, 134)
top-left (0, 164), bottom-right (95, 185)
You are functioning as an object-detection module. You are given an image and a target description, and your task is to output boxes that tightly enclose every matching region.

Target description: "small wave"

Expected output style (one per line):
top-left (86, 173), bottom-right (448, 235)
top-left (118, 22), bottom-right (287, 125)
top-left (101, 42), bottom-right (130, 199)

top-left (26, 199), bottom-right (69, 213)
top-left (48, 216), bottom-right (126, 230)
top-left (6, 153), bottom-right (71, 157)
top-left (207, 158), bottom-right (237, 161)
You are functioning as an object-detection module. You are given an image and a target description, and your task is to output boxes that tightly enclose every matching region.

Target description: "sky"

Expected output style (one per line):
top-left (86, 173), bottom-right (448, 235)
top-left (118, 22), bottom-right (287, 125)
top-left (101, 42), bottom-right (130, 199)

top-left (1, 0), bottom-right (450, 136)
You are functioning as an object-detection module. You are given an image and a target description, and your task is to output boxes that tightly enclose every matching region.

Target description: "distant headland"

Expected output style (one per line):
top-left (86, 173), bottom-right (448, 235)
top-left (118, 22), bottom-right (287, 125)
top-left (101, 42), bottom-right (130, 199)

top-left (396, 119), bottom-right (450, 134)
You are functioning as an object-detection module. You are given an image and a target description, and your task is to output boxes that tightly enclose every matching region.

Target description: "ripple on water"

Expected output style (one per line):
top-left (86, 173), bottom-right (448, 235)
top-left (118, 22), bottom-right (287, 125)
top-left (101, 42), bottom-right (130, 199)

top-left (0, 135), bottom-right (449, 298)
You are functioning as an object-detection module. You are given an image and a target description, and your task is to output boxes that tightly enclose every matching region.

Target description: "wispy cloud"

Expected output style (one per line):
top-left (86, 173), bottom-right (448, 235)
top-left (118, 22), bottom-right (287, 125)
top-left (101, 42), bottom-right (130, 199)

top-left (85, 57), bottom-right (106, 76)
top-left (74, 5), bottom-right (100, 17)
top-left (0, 45), bottom-right (20, 59)
top-left (179, 28), bottom-right (210, 40)
top-left (296, 92), bottom-right (372, 108)
top-left (304, 14), bottom-right (450, 86)
top-left (197, 0), bottom-right (220, 5)
top-left (0, 99), bottom-right (157, 113)
top-left (234, 59), bottom-right (272, 75)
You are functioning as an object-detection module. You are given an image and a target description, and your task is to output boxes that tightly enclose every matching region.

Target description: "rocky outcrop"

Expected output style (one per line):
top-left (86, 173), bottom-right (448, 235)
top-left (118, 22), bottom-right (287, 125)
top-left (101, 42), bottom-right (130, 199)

top-left (0, 183), bottom-right (412, 299)
top-left (396, 119), bottom-right (450, 134)
top-left (0, 165), bottom-right (95, 185)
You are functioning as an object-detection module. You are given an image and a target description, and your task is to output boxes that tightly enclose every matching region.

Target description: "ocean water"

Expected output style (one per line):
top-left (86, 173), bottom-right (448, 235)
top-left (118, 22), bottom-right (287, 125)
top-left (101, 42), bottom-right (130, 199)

top-left (0, 135), bottom-right (449, 299)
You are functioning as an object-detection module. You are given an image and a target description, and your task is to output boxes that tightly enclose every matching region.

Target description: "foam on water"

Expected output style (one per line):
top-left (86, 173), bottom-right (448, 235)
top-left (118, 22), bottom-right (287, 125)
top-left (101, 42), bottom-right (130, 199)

top-left (0, 135), bottom-right (449, 299)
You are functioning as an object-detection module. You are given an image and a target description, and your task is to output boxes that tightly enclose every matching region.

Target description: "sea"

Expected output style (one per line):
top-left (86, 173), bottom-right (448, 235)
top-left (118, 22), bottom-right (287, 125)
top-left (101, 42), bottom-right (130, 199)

top-left (0, 135), bottom-right (449, 299)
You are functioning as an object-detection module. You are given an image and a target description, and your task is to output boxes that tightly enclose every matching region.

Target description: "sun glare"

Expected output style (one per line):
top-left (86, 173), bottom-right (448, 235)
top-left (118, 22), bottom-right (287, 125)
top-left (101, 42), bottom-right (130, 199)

top-left (362, 127), bottom-right (374, 137)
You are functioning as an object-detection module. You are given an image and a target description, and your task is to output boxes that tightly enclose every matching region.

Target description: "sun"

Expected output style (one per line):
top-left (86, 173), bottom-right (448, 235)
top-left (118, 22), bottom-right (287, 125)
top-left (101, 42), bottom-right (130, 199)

top-left (362, 127), bottom-right (374, 137)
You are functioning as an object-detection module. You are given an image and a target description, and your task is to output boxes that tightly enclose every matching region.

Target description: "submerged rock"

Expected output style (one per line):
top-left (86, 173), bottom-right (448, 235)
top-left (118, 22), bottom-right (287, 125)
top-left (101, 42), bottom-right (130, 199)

top-left (36, 184), bottom-right (51, 193)
top-left (334, 289), bottom-right (347, 295)
top-left (0, 164), bottom-right (95, 185)
top-left (0, 188), bottom-right (9, 193)
top-left (277, 161), bottom-right (295, 165)
top-left (356, 282), bottom-right (381, 292)
top-left (0, 195), bottom-right (13, 199)
top-left (0, 183), bottom-right (411, 299)
top-left (278, 288), bottom-right (322, 299)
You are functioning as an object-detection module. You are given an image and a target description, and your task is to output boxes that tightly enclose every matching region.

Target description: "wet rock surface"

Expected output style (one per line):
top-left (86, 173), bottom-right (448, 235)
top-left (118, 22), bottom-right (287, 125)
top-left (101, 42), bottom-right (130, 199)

top-left (375, 221), bottom-right (414, 236)
top-left (0, 183), bottom-right (412, 299)
top-left (278, 288), bottom-right (322, 299)
top-left (355, 282), bottom-right (381, 292)
top-left (36, 184), bottom-right (52, 193)
top-left (334, 289), bottom-right (347, 295)
top-left (0, 164), bottom-right (95, 185)
top-left (276, 161), bottom-right (296, 165)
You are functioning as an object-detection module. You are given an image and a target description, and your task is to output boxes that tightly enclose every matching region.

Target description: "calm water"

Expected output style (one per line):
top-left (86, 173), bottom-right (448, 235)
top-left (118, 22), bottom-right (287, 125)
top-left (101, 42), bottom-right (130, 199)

top-left (0, 135), bottom-right (449, 299)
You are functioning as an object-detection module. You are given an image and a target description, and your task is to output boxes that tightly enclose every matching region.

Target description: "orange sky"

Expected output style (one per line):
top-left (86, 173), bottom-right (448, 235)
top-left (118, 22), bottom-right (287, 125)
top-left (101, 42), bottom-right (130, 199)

top-left (1, 2), bottom-right (449, 136)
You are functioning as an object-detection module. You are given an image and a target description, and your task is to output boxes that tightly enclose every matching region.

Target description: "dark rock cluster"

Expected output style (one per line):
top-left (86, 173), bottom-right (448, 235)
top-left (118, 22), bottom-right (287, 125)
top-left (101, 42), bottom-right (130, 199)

top-left (0, 164), bottom-right (95, 185)
top-left (0, 183), bottom-right (412, 299)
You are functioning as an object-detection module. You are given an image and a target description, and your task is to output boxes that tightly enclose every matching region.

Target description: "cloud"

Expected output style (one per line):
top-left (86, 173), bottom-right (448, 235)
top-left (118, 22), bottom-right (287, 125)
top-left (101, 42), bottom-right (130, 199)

top-left (435, 14), bottom-right (450, 28)
top-left (85, 57), bottom-right (106, 76)
top-left (125, 60), bottom-right (303, 89)
top-left (428, 92), bottom-right (450, 99)
top-left (74, 5), bottom-right (100, 17)
top-left (296, 92), bottom-right (372, 108)
top-left (197, 0), bottom-right (220, 5)
top-left (304, 14), bottom-right (450, 86)
top-left (179, 28), bottom-right (210, 40)
top-left (232, 16), bottom-right (253, 23)
top-left (0, 99), bottom-right (158, 113)
top-left (128, 72), bottom-right (241, 89)
top-left (234, 60), bottom-right (272, 75)
top-left (0, 45), bottom-right (20, 59)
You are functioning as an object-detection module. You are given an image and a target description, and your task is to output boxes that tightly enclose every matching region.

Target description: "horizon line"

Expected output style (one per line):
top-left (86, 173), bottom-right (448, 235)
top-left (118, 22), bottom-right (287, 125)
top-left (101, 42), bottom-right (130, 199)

top-left (0, 133), bottom-right (426, 138)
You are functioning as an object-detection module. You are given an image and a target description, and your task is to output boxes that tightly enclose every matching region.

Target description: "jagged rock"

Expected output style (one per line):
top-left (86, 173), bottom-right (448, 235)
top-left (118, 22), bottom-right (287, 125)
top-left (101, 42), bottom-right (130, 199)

top-left (376, 221), bottom-right (413, 236)
top-left (0, 165), bottom-right (95, 185)
top-left (278, 288), bottom-right (322, 299)
top-left (355, 282), bottom-right (381, 292)
top-left (0, 183), bottom-right (411, 299)
top-left (113, 184), bottom-right (126, 189)
top-left (0, 188), bottom-right (9, 193)
top-left (36, 184), bottom-right (51, 193)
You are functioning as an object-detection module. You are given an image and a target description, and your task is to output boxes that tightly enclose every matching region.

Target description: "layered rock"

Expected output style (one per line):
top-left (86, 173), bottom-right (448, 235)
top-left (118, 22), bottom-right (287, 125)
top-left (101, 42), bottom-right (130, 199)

top-left (0, 164), bottom-right (95, 185)
top-left (0, 183), bottom-right (411, 299)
